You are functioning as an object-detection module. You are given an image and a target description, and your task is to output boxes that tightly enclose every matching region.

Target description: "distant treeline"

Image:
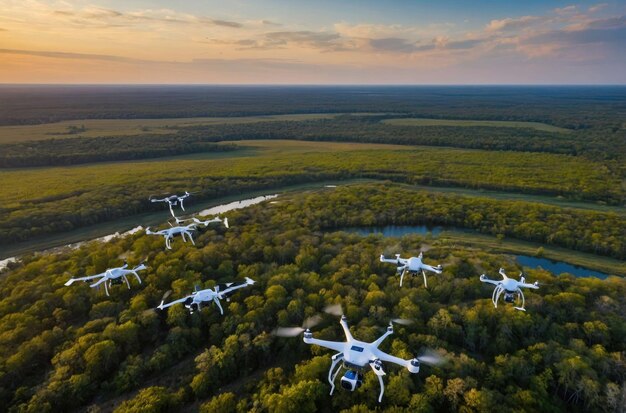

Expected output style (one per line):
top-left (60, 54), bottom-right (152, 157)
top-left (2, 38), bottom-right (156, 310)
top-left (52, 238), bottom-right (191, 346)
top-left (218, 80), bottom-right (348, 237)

top-left (1, 85), bottom-right (625, 128)
top-left (179, 117), bottom-right (625, 160)
top-left (0, 138), bottom-right (238, 167)
top-left (1, 116), bottom-right (624, 168)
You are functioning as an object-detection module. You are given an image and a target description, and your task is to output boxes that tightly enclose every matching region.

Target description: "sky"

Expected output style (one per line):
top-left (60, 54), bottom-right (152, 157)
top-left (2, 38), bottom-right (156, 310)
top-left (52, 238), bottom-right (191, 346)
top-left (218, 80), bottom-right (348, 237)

top-left (0, 0), bottom-right (625, 84)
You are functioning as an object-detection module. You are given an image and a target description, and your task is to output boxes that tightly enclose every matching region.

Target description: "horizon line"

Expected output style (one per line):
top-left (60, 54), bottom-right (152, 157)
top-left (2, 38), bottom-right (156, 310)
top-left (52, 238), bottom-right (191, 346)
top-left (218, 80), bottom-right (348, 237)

top-left (2, 83), bottom-right (626, 87)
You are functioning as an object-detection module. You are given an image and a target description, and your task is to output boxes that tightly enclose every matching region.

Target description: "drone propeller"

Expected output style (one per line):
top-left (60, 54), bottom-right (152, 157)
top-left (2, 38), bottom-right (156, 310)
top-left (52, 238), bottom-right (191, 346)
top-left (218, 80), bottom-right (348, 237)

top-left (324, 303), bottom-right (344, 317)
top-left (273, 315), bottom-right (323, 337)
top-left (391, 318), bottom-right (414, 326)
top-left (416, 349), bottom-right (447, 367)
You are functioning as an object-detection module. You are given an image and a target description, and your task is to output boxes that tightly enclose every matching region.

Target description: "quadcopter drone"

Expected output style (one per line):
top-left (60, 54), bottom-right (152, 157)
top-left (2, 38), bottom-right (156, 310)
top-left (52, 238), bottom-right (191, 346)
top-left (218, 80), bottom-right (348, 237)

top-left (480, 268), bottom-right (539, 311)
top-left (150, 191), bottom-right (191, 218)
top-left (275, 308), bottom-right (443, 403)
top-left (64, 262), bottom-right (147, 296)
top-left (145, 223), bottom-right (198, 250)
top-left (157, 277), bottom-right (255, 314)
top-left (380, 252), bottom-right (443, 287)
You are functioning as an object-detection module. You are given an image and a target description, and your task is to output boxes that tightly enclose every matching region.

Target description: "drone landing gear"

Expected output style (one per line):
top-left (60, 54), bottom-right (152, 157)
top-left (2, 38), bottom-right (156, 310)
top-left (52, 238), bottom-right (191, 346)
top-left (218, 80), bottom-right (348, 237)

top-left (493, 285), bottom-right (526, 311)
top-left (513, 288), bottom-right (526, 311)
top-left (398, 268), bottom-right (407, 287)
top-left (422, 269), bottom-right (428, 288)
top-left (328, 352), bottom-right (344, 396)
top-left (213, 297), bottom-right (224, 315)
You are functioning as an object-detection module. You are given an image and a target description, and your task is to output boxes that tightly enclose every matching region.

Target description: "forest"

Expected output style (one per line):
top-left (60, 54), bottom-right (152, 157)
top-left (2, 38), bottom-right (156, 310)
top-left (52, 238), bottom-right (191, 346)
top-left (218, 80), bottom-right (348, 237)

top-left (0, 185), bottom-right (623, 412)
top-left (1, 144), bottom-right (623, 247)
top-left (2, 85), bottom-right (626, 129)
top-left (1, 114), bottom-right (625, 168)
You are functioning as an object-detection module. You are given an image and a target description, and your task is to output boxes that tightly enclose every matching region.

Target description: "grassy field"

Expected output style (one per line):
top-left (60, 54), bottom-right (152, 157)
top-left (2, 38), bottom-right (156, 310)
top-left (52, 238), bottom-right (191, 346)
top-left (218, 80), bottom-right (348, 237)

top-left (0, 113), bottom-right (573, 144)
top-left (0, 113), bottom-right (345, 143)
top-left (382, 117), bottom-right (571, 132)
top-left (1, 140), bottom-right (620, 208)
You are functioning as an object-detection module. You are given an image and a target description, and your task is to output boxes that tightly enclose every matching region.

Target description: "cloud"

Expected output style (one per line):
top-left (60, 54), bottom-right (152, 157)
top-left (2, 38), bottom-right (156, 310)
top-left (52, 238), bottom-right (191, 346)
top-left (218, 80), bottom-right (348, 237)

top-left (207, 19), bottom-right (242, 28)
top-left (368, 37), bottom-right (421, 52)
top-left (486, 16), bottom-right (542, 32)
top-left (50, 6), bottom-right (244, 29)
top-left (588, 3), bottom-right (608, 13)
top-left (261, 20), bottom-right (281, 26)
top-left (554, 5), bottom-right (578, 15)
top-left (0, 48), bottom-right (148, 63)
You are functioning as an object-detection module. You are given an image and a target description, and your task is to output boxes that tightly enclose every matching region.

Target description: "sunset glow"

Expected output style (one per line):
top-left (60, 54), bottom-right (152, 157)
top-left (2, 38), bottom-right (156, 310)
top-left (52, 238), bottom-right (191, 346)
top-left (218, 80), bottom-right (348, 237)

top-left (1, 0), bottom-right (625, 84)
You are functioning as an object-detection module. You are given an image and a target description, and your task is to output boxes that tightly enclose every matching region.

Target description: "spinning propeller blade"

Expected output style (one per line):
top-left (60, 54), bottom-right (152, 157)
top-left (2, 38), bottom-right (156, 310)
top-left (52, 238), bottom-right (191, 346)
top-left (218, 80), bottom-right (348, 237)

top-left (273, 315), bottom-right (322, 337)
top-left (324, 303), bottom-right (344, 316)
top-left (417, 349), bottom-right (447, 367)
top-left (273, 327), bottom-right (307, 337)
top-left (391, 318), bottom-right (414, 326)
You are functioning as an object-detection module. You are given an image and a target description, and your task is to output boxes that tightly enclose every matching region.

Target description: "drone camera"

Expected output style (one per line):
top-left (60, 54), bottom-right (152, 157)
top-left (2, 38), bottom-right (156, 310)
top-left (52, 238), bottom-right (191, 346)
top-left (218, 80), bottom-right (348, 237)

top-left (340, 370), bottom-right (364, 391)
top-left (504, 291), bottom-right (516, 303)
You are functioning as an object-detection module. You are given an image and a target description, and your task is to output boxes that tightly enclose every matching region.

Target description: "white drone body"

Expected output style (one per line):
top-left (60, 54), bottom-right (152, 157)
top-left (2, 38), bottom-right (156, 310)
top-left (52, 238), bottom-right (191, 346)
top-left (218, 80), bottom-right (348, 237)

top-left (301, 316), bottom-right (421, 403)
top-left (174, 216), bottom-right (229, 229)
top-left (150, 191), bottom-right (191, 218)
top-left (157, 277), bottom-right (255, 314)
top-left (145, 223), bottom-right (197, 250)
top-left (64, 263), bottom-right (147, 296)
top-left (380, 252), bottom-right (443, 287)
top-left (480, 268), bottom-right (539, 311)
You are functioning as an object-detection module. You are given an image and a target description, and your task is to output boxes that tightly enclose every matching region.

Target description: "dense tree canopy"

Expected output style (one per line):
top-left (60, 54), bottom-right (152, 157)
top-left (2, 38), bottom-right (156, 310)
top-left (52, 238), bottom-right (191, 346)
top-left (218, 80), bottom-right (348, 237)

top-left (0, 186), bottom-right (623, 412)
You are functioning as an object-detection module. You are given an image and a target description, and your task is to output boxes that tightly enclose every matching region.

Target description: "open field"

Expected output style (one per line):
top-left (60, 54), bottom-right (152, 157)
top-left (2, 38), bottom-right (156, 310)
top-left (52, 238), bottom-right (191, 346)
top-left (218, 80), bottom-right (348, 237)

top-left (382, 117), bottom-right (571, 132)
top-left (0, 113), bottom-right (343, 144)
top-left (0, 113), bottom-right (572, 144)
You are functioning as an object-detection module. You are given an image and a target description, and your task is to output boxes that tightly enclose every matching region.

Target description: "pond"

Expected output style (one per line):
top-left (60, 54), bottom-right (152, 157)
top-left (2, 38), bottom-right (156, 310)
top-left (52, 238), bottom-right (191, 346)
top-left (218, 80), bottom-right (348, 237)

top-left (340, 224), bottom-right (449, 237)
top-left (515, 255), bottom-right (609, 279)
top-left (340, 225), bottom-right (610, 279)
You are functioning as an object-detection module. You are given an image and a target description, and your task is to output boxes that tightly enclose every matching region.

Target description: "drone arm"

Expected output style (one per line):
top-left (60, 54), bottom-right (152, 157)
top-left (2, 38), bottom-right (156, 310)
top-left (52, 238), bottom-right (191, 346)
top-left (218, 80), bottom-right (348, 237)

top-left (519, 282), bottom-right (539, 290)
top-left (64, 272), bottom-right (106, 286)
top-left (371, 325), bottom-right (393, 348)
top-left (479, 274), bottom-right (500, 286)
top-left (421, 263), bottom-right (442, 274)
top-left (372, 349), bottom-right (419, 373)
top-left (303, 337), bottom-right (345, 353)
top-left (219, 278), bottom-right (255, 296)
top-left (380, 255), bottom-right (406, 265)
top-left (339, 316), bottom-right (354, 341)
top-left (157, 295), bottom-right (192, 310)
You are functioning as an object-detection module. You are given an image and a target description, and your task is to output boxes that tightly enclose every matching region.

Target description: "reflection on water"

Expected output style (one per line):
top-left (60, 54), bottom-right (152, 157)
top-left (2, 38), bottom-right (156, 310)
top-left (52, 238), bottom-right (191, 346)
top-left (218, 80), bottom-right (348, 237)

top-left (515, 255), bottom-right (609, 279)
top-left (341, 225), bottom-right (447, 237)
top-left (1, 195), bottom-right (280, 269)
top-left (199, 195), bottom-right (278, 216)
